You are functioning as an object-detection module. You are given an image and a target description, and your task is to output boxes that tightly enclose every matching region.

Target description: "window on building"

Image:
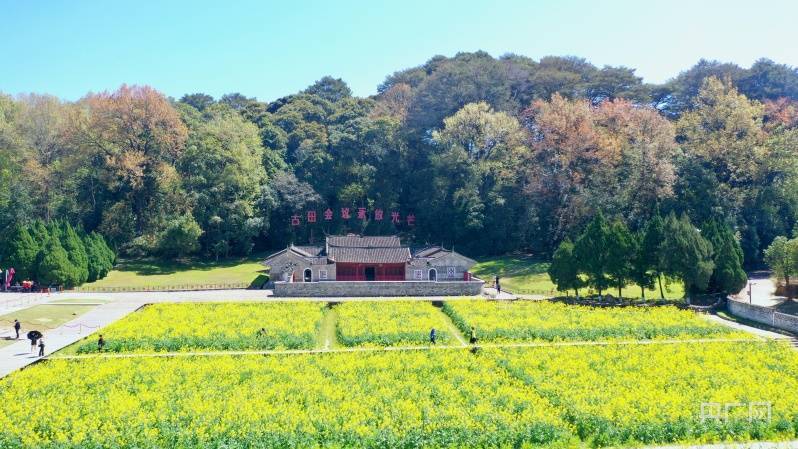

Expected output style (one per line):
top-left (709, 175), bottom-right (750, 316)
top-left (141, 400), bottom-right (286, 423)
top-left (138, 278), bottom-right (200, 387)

top-left (413, 269), bottom-right (423, 280)
top-left (446, 267), bottom-right (456, 278)
top-left (303, 269), bottom-right (312, 282)
top-left (319, 270), bottom-right (328, 280)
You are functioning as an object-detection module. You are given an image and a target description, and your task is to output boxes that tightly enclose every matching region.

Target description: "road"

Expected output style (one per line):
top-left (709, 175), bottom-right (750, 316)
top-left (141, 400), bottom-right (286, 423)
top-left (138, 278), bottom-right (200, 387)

top-left (733, 272), bottom-right (786, 307)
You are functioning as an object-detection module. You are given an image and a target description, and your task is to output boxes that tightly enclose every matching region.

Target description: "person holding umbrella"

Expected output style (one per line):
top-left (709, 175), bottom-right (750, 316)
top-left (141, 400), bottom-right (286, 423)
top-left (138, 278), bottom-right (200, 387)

top-left (27, 330), bottom-right (42, 354)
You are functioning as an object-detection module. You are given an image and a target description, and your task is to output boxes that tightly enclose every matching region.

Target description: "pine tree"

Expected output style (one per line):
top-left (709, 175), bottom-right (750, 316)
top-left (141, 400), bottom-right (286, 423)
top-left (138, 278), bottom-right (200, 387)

top-left (630, 231), bottom-right (655, 300)
top-left (29, 220), bottom-right (50, 248)
top-left (702, 219), bottom-right (747, 294)
top-left (61, 222), bottom-right (89, 284)
top-left (575, 213), bottom-right (612, 296)
top-left (84, 232), bottom-right (115, 282)
top-left (36, 237), bottom-right (80, 287)
top-left (661, 213), bottom-right (714, 294)
top-left (548, 238), bottom-right (583, 297)
top-left (605, 220), bottom-right (635, 298)
top-left (1, 224), bottom-right (39, 280)
top-left (641, 214), bottom-right (667, 299)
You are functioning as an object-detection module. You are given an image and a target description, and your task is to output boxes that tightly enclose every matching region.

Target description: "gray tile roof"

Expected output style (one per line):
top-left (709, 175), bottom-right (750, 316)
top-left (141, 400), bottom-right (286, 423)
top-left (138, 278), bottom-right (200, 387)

top-left (326, 235), bottom-right (401, 248)
top-left (414, 246), bottom-right (448, 258)
top-left (292, 246), bottom-right (324, 257)
top-left (328, 246), bottom-right (411, 264)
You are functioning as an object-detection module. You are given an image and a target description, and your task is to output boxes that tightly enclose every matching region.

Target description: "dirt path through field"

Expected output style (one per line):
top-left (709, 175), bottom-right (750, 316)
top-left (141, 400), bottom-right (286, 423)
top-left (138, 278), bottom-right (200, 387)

top-left (47, 336), bottom-right (775, 361)
top-left (316, 306), bottom-right (339, 350)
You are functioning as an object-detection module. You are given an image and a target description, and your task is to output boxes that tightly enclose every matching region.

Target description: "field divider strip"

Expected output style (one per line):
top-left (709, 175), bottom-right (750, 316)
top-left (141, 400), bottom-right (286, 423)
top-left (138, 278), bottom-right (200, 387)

top-left (45, 337), bottom-right (779, 361)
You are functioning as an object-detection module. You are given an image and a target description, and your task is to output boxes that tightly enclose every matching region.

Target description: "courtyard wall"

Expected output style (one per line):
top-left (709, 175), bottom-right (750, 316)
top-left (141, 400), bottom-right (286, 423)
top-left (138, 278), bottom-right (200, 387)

top-left (727, 299), bottom-right (798, 334)
top-left (273, 279), bottom-right (484, 297)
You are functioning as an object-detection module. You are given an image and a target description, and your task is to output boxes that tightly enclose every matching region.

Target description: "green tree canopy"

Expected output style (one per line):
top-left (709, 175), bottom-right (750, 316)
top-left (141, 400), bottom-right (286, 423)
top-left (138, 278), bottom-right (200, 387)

top-left (661, 214), bottom-right (715, 294)
top-left (548, 238), bottom-right (583, 297)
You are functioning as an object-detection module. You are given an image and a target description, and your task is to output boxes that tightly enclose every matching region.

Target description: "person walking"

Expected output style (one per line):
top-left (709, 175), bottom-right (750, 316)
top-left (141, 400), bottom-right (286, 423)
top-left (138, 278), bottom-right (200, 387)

top-left (429, 328), bottom-right (436, 345)
top-left (494, 276), bottom-right (501, 294)
top-left (13, 319), bottom-right (21, 339)
top-left (469, 326), bottom-right (478, 345)
top-left (97, 335), bottom-right (105, 352)
top-left (37, 337), bottom-right (45, 357)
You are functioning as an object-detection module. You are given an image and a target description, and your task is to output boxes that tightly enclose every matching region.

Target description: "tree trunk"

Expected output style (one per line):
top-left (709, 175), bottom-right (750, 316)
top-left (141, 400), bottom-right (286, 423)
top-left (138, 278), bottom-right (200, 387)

top-left (618, 284), bottom-right (622, 299)
top-left (641, 286), bottom-right (645, 301)
top-left (658, 274), bottom-right (665, 300)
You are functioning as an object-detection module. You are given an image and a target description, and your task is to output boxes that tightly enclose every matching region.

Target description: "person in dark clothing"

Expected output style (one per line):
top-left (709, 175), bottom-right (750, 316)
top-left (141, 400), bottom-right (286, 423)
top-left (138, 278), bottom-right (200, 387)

top-left (38, 337), bottom-right (45, 357)
top-left (29, 336), bottom-right (37, 353)
top-left (97, 335), bottom-right (105, 352)
top-left (469, 326), bottom-right (478, 345)
top-left (494, 276), bottom-right (501, 294)
top-left (256, 328), bottom-right (267, 337)
top-left (13, 319), bottom-right (20, 339)
top-left (429, 328), bottom-right (436, 345)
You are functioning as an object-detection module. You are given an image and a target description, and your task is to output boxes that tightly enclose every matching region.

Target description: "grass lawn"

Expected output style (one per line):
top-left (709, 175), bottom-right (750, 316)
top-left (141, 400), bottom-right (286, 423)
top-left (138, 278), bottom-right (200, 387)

top-left (78, 256), bottom-right (269, 290)
top-left (0, 304), bottom-right (96, 341)
top-left (472, 254), bottom-right (685, 299)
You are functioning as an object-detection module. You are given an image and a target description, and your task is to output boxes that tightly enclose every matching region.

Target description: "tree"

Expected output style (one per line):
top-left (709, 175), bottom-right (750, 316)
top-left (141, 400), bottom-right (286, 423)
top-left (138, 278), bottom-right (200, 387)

top-left (676, 77), bottom-right (770, 264)
top-left (641, 213), bottom-right (668, 299)
top-left (179, 93), bottom-right (215, 111)
top-left (574, 213), bottom-right (612, 296)
top-left (157, 215), bottom-right (202, 258)
top-left (36, 237), bottom-right (79, 287)
top-left (78, 85), bottom-right (189, 241)
top-left (702, 219), bottom-right (747, 294)
top-left (764, 236), bottom-right (798, 288)
top-left (548, 238), bottom-right (583, 297)
top-left (303, 77), bottom-right (352, 103)
top-left (629, 231), bottom-right (655, 300)
top-left (178, 106), bottom-right (268, 257)
top-left (1, 224), bottom-right (39, 280)
top-left (605, 220), bottom-right (635, 298)
top-left (84, 232), bottom-right (114, 282)
top-left (661, 214), bottom-right (715, 294)
top-left (60, 222), bottom-right (89, 284)
top-left (405, 52), bottom-right (513, 132)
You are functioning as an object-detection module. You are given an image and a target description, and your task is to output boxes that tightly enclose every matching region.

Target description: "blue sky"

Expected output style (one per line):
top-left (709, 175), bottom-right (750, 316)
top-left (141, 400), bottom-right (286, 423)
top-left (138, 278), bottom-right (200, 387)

top-left (2, 0), bottom-right (797, 102)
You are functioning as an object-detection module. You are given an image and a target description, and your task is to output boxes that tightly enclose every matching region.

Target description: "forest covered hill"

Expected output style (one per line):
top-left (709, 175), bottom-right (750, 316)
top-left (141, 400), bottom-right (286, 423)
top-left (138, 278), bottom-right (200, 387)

top-left (1, 52), bottom-right (797, 267)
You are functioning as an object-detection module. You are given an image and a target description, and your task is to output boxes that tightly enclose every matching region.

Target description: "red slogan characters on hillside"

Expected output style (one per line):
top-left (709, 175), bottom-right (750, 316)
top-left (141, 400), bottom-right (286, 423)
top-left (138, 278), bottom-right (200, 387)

top-left (290, 208), bottom-right (416, 227)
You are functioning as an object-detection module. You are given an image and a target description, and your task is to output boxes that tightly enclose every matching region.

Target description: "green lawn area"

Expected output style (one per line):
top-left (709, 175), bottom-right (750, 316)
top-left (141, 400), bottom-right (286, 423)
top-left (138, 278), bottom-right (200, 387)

top-left (0, 304), bottom-right (96, 344)
top-left (472, 255), bottom-right (684, 299)
top-left (78, 256), bottom-right (269, 290)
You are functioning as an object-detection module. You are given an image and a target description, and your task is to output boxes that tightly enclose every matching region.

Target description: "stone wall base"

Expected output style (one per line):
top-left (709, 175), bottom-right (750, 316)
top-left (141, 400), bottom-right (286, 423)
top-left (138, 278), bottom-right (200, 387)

top-left (273, 280), bottom-right (484, 297)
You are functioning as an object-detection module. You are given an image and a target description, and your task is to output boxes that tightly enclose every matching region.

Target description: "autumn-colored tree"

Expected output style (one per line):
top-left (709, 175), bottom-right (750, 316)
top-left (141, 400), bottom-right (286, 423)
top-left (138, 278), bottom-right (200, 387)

top-left (74, 85), bottom-right (189, 239)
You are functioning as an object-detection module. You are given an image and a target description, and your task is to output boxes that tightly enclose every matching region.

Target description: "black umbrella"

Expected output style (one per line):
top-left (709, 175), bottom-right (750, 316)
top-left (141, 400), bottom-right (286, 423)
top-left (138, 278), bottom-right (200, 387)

top-left (26, 330), bottom-right (42, 341)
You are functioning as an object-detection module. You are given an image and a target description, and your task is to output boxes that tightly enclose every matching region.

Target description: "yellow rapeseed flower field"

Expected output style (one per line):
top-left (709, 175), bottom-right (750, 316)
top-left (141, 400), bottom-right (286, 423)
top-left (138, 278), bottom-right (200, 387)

top-left (0, 350), bottom-right (573, 448)
top-left (76, 302), bottom-right (326, 353)
top-left (443, 300), bottom-right (748, 342)
top-left (336, 301), bottom-right (454, 346)
top-left (497, 341), bottom-right (798, 446)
